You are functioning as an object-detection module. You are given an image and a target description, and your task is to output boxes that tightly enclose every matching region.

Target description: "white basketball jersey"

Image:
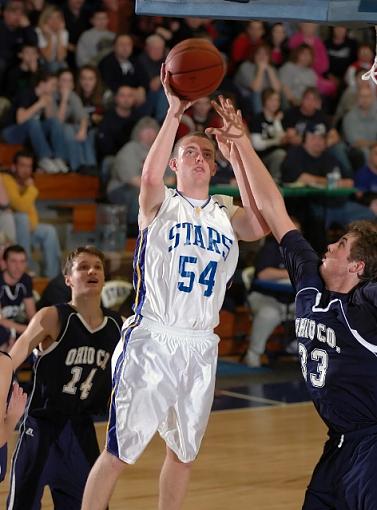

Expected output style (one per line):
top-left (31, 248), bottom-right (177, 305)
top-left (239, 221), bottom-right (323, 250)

top-left (133, 188), bottom-right (239, 330)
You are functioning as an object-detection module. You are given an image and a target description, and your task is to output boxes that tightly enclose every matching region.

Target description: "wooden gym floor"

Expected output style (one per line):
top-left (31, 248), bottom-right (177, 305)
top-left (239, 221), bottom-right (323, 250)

top-left (0, 378), bottom-right (327, 510)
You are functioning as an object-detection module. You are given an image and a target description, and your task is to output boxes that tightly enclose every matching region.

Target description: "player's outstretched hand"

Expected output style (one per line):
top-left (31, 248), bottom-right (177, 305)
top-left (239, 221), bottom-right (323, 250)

top-left (7, 382), bottom-right (27, 427)
top-left (160, 63), bottom-right (193, 116)
top-left (206, 96), bottom-right (246, 141)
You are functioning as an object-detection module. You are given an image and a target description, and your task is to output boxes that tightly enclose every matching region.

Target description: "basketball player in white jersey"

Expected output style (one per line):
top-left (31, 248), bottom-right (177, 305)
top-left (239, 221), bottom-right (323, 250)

top-left (81, 66), bottom-right (270, 510)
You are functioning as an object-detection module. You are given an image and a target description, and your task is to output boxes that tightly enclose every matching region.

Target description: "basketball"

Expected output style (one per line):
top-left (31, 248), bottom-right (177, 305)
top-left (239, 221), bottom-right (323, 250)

top-left (164, 38), bottom-right (226, 101)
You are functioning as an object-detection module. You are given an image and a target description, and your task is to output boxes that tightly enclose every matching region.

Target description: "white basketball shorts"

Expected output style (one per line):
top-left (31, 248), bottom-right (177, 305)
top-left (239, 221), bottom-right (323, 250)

top-left (106, 315), bottom-right (219, 464)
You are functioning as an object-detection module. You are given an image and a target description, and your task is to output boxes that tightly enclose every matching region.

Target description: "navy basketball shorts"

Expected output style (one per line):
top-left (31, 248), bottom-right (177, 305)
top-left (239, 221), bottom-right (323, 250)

top-left (0, 326), bottom-right (11, 349)
top-left (0, 443), bottom-right (7, 482)
top-left (303, 426), bottom-right (377, 509)
top-left (7, 415), bottom-right (99, 510)
top-left (107, 316), bottom-right (219, 464)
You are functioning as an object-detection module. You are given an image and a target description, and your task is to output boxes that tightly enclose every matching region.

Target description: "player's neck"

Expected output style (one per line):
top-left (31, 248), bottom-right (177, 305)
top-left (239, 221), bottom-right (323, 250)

top-left (70, 296), bottom-right (104, 327)
top-left (178, 184), bottom-right (209, 200)
top-left (325, 274), bottom-right (359, 294)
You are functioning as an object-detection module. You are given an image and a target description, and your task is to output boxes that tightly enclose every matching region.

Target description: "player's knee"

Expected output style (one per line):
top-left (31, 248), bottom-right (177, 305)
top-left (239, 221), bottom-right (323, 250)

top-left (102, 449), bottom-right (128, 474)
top-left (165, 447), bottom-right (194, 469)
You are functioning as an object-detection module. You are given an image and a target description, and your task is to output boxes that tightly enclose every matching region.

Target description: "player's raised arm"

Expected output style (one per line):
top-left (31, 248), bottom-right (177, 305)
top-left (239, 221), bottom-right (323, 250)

top-left (207, 97), bottom-right (296, 242)
top-left (213, 120), bottom-right (270, 242)
top-left (9, 306), bottom-right (60, 371)
top-left (139, 64), bottom-right (192, 228)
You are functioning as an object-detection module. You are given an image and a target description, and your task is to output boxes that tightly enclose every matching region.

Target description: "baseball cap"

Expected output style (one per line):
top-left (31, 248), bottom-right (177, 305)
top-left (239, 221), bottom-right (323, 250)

top-left (304, 122), bottom-right (327, 137)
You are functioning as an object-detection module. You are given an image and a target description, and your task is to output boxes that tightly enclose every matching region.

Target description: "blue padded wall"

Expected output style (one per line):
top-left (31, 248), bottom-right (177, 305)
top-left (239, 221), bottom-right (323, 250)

top-left (135, 0), bottom-right (377, 25)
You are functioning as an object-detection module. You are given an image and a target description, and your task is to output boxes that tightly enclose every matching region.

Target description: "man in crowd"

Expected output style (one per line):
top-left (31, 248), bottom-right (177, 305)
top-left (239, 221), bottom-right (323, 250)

top-left (2, 150), bottom-right (61, 278)
top-left (0, 244), bottom-right (35, 350)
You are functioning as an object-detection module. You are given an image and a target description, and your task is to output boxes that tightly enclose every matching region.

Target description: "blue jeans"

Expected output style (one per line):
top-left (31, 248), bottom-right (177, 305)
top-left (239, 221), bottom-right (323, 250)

top-left (328, 142), bottom-right (353, 175)
top-left (63, 125), bottom-right (97, 171)
top-left (14, 213), bottom-right (61, 278)
top-left (2, 117), bottom-right (67, 161)
top-left (107, 184), bottom-right (137, 224)
top-left (311, 201), bottom-right (376, 229)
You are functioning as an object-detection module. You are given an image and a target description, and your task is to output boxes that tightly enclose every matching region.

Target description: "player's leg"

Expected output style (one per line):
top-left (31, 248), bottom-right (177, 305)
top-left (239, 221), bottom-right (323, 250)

top-left (339, 435), bottom-right (377, 510)
top-left (50, 418), bottom-right (100, 510)
top-left (83, 324), bottom-right (175, 508)
top-left (158, 334), bottom-right (218, 509)
top-left (159, 445), bottom-right (193, 510)
top-left (81, 450), bottom-right (126, 510)
top-left (302, 440), bottom-right (338, 509)
top-left (7, 417), bottom-right (52, 510)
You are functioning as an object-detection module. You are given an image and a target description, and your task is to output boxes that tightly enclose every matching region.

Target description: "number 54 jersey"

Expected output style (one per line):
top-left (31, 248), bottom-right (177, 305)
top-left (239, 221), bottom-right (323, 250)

top-left (133, 188), bottom-right (239, 330)
top-left (281, 230), bottom-right (377, 434)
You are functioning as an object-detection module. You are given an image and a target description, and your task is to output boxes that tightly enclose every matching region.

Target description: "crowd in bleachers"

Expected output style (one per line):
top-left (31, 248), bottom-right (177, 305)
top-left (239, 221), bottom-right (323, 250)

top-left (0, 0), bottom-right (377, 279)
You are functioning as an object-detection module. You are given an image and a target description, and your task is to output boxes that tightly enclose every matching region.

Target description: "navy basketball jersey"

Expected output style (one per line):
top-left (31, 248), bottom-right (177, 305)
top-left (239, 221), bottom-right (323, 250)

top-left (132, 188), bottom-right (239, 330)
top-left (281, 230), bottom-right (377, 433)
top-left (28, 304), bottom-right (122, 419)
top-left (0, 273), bottom-right (33, 323)
top-left (0, 351), bottom-right (12, 482)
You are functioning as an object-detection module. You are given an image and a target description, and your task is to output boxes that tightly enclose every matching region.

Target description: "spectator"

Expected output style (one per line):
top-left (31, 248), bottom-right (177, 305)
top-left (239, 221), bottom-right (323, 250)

top-left (283, 86), bottom-right (352, 173)
top-left (36, 5), bottom-right (68, 73)
top-left (159, 16), bottom-right (214, 49)
top-left (0, 0), bottom-right (37, 90)
top-left (75, 8), bottom-right (115, 68)
top-left (76, 65), bottom-right (106, 136)
top-left (289, 23), bottom-right (337, 98)
top-left (55, 68), bottom-right (97, 173)
top-left (244, 235), bottom-right (295, 367)
top-left (62, 0), bottom-right (91, 69)
top-left (325, 26), bottom-right (358, 86)
top-left (0, 244), bottom-right (36, 350)
top-left (281, 123), bottom-right (374, 228)
top-left (4, 42), bottom-right (42, 99)
top-left (231, 20), bottom-right (266, 68)
top-left (24, 0), bottom-right (48, 27)
top-left (279, 44), bottom-right (317, 107)
top-left (136, 34), bottom-right (165, 86)
top-left (176, 96), bottom-right (222, 140)
top-left (0, 174), bottom-right (16, 242)
top-left (107, 116), bottom-right (160, 232)
top-left (36, 272), bottom-right (71, 309)
top-left (98, 34), bottom-right (149, 106)
top-left (135, 33), bottom-right (166, 118)
top-left (250, 88), bottom-right (287, 183)
top-left (266, 22), bottom-right (289, 68)
top-left (282, 123), bottom-right (350, 185)
top-left (234, 43), bottom-right (281, 114)
top-left (96, 85), bottom-right (144, 161)
top-left (289, 23), bottom-right (329, 78)
top-left (354, 142), bottom-right (377, 216)
top-left (333, 68), bottom-right (375, 128)
top-left (2, 150), bottom-right (61, 278)
top-left (342, 86), bottom-right (377, 164)
top-left (1, 71), bottom-right (68, 174)
top-left (133, 15), bottom-right (165, 49)
top-left (283, 86), bottom-right (332, 140)
top-left (345, 43), bottom-right (374, 88)
top-left (102, 0), bottom-right (134, 35)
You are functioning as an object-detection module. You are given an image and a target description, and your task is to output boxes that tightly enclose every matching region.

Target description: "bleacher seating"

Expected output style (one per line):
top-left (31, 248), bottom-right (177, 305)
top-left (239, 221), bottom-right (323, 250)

top-left (34, 173), bottom-right (100, 201)
top-left (0, 142), bottom-right (23, 168)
